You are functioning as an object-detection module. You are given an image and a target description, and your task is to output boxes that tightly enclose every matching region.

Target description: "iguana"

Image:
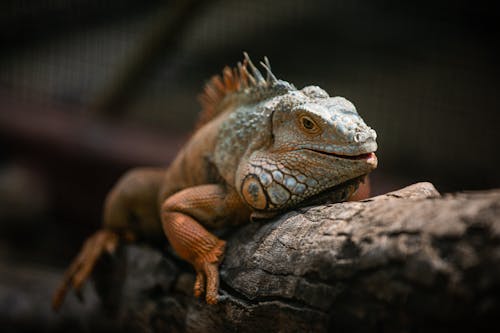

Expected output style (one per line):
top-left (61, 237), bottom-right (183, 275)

top-left (52, 53), bottom-right (378, 309)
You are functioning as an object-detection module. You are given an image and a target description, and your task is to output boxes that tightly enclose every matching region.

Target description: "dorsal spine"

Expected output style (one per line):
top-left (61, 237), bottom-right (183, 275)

top-left (196, 53), bottom-right (294, 129)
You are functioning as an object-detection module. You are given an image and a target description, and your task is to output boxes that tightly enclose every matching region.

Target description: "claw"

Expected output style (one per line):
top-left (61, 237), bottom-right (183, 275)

top-left (216, 294), bottom-right (229, 302)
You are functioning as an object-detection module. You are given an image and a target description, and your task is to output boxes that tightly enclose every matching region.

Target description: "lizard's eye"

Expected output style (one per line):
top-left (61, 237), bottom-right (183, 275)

top-left (298, 115), bottom-right (321, 135)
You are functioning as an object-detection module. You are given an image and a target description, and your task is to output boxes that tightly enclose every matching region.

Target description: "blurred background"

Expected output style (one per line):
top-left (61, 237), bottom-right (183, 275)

top-left (0, 0), bottom-right (499, 331)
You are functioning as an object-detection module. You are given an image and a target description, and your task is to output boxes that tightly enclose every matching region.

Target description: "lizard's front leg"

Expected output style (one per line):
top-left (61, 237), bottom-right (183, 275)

top-left (161, 184), bottom-right (249, 304)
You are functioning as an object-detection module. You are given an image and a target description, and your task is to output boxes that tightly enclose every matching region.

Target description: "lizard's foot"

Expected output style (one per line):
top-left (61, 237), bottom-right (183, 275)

top-left (193, 239), bottom-right (226, 304)
top-left (52, 229), bottom-right (120, 311)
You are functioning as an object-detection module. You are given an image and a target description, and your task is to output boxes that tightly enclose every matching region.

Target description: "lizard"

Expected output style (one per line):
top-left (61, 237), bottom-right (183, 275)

top-left (52, 53), bottom-right (378, 309)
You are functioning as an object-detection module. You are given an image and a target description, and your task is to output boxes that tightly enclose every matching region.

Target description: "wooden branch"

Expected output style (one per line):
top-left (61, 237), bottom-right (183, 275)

top-left (90, 183), bottom-right (500, 332)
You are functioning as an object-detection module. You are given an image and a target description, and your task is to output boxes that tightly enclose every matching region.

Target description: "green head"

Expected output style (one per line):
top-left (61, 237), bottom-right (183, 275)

top-left (209, 54), bottom-right (378, 212)
top-left (271, 86), bottom-right (377, 158)
top-left (239, 85), bottom-right (377, 212)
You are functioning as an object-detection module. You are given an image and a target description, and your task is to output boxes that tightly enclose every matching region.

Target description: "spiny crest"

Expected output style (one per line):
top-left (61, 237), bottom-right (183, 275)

top-left (196, 52), bottom-right (292, 128)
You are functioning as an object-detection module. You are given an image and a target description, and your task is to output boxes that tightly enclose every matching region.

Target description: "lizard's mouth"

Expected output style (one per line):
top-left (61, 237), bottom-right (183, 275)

top-left (308, 150), bottom-right (376, 161)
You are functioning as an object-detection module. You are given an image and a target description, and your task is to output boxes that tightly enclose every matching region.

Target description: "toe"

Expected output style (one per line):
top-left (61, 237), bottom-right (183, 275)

top-left (203, 262), bottom-right (219, 305)
top-left (193, 272), bottom-right (205, 298)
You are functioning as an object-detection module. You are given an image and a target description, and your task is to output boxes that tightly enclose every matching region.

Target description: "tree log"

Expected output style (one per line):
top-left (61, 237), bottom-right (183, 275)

top-left (94, 183), bottom-right (500, 332)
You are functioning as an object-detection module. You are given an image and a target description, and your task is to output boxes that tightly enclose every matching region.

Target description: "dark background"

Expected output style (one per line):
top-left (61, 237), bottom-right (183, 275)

top-left (0, 0), bottom-right (499, 331)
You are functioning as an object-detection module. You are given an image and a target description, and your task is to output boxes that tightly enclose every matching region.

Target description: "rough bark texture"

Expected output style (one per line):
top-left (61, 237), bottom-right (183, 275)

top-left (92, 182), bottom-right (500, 332)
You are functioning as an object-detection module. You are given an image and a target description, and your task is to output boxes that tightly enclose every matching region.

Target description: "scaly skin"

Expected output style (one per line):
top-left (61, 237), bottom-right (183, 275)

top-left (52, 54), bottom-right (377, 310)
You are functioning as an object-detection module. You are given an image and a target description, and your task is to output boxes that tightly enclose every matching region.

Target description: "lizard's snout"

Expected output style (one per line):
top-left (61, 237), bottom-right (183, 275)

top-left (354, 128), bottom-right (377, 143)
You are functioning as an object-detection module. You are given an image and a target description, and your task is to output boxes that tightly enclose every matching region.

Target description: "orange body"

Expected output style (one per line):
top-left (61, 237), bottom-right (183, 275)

top-left (53, 54), bottom-right (377, 309)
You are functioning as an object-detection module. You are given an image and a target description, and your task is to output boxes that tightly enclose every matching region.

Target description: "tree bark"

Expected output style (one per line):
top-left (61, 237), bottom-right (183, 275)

top-left (94, 182), bottom-right (500, 332)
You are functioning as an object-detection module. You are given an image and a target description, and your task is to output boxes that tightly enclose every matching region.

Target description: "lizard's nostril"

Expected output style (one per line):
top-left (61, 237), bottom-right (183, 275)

top-left (354, 133), bottom-right (362, 143)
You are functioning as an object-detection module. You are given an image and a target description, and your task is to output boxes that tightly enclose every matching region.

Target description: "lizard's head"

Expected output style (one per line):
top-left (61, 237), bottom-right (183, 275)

top-left (270, 86), bottom-right (377, 162)
top-left (241, 85), bottom-right (378, 212)
top-left (208, 53), bottom-right (378, 212)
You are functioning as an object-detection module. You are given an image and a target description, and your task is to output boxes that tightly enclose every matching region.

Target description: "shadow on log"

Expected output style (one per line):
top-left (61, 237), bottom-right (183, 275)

top-left (93, 182), bottom-right (500, 332)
